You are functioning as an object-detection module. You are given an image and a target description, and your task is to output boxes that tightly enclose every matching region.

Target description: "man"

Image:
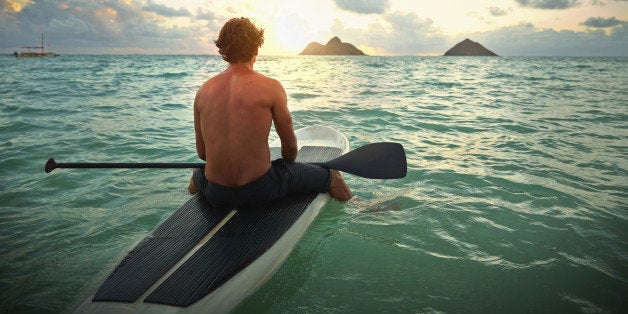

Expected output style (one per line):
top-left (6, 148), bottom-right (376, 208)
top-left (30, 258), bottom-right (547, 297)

top-left (188, 17), bottom-right (352, 208)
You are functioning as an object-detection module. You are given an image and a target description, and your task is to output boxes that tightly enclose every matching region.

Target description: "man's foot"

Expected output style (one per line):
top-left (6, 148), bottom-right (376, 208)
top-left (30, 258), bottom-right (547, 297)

top-left (329, 170), bottom-right (353, 201)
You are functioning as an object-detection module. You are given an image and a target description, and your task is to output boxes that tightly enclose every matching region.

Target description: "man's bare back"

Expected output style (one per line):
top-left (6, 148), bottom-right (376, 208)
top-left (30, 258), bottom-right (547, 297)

top-left (187, 17), bottom-right (351, 202)
top-left (193, 60), bottom-right (297, 187)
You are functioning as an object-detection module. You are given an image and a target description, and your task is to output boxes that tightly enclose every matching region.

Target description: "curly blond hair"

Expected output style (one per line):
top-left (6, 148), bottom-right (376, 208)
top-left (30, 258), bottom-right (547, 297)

top-left (215, 17), bottom-right (264, 63)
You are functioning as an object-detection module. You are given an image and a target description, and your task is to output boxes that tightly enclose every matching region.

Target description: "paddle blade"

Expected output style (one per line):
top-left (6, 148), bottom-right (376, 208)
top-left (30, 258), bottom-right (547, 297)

top-left (321, 142), bottom-right (407, 179)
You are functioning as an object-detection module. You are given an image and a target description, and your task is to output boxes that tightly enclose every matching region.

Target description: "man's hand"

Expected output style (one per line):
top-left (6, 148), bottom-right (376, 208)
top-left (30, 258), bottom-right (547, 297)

top-left (282, 145), bottom-right (297, 163)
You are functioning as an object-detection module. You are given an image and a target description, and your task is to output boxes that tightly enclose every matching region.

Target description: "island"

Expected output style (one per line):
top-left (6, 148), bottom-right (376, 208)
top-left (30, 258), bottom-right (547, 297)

top-left (444, 39), bottom-right (498, 56)
top-left (299, 37), bottom-right (366, 55)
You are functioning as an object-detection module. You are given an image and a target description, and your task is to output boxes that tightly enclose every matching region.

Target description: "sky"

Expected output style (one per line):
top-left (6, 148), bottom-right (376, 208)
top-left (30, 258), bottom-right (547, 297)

top-left (1, 0), bottom-right (627, 56)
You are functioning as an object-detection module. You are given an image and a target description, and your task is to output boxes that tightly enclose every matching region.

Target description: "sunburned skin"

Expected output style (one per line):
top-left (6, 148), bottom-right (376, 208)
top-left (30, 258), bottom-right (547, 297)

top-left (188, 54), bottom-right (351, 201)
top-left (192, 57), bottom-right (297, 187)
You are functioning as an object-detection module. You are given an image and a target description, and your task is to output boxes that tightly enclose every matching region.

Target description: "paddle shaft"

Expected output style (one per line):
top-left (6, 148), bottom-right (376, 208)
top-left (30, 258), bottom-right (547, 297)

top-left (45, 142), bottom-right (407, 179)
top-left (45, 159), bottom-right (204, 173)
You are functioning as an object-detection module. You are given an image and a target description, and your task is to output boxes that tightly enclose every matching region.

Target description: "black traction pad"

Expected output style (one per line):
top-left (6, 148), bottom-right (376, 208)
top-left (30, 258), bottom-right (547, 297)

top-left (92, 195), bottom-right (231, 302)
top-left (92, 146), bottom-right (342, 305)
top-left (144, 192), bottom-right (318, 306)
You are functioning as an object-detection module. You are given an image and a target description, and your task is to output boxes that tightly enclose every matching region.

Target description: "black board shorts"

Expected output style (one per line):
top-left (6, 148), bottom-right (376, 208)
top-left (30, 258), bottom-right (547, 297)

top-left (193, 158), bottom-right (331, 209)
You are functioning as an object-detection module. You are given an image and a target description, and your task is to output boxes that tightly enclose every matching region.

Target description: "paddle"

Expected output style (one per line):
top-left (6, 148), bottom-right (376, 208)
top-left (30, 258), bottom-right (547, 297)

top-left (45, 142), bottom-right (407, 179)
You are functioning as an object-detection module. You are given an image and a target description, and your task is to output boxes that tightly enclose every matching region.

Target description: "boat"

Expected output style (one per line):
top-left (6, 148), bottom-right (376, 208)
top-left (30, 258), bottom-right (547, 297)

top-left (15, 33), bottom-right (60, 58)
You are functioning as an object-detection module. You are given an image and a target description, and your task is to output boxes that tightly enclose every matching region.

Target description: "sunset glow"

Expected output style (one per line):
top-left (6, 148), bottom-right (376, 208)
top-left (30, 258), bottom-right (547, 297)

top-left (1, 0), bottom-right (627, 56)
top-left (4, 0), bottom-right (33, 13)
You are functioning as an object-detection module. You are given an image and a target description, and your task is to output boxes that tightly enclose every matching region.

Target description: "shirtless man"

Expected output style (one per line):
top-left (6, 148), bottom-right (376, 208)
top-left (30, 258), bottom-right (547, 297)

top-left (188, 17), bottom-right (352, 208)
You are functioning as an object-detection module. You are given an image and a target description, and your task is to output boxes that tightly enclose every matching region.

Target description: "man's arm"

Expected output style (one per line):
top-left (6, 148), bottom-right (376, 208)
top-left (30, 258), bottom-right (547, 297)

top-left (193, 92), bottom-right (206, 161)
top-left (271, 80), bottom-right (297, 163)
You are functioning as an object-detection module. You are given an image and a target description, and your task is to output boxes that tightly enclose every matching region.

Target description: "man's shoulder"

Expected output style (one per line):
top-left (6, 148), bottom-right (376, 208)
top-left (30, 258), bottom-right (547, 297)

top-left (247, 72), bottom-right (281, 91)
top-left (202, 74), bottom-right (222, 86)
top-left (201, 72), bottom-right (232, 89)
top-left (253, 71), bottom-right (278, 82)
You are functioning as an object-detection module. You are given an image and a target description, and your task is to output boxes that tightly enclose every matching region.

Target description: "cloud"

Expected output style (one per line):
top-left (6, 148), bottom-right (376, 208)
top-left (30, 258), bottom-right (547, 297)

top-left (515, 0), bottom-right (581, 9)
top-left (1, 0), bottom-right (626, 56)
top-left (471, 22), bottom-right (628, 56)
top-left (0, 0), bottom-right (217, 54)
top-left (196, 8), bottom-right (216, 20)
top-left (581, 16), bottom-right (626, 27)
top-left (331, 11), bottom-right (448, 55)
top-left (489, 7), bottom-right (508, 16)
top-left (331, 11), bottom-right (627, 56)
top-left (378, 11), bottom-right (446, 53)
top-left (334, 0), bottom-right (389, 14)
top-left (143, 0), bottom-right (191, 17)
top-left (2, 0), bottom-right (34, 13)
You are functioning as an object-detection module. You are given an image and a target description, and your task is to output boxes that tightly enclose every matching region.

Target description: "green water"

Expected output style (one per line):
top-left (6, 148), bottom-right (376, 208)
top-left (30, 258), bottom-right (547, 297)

top-left (1, 55), bottom-right (626, 313)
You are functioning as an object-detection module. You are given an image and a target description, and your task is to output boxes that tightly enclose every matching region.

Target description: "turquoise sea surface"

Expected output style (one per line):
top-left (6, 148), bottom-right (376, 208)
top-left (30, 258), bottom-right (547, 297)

top-left (1, 55), bottom-right (626, 313)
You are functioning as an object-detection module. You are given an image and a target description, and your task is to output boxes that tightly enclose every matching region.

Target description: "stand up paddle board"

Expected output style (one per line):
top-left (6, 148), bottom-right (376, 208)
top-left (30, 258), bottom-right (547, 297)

top-left (75, 125), bottom-right (349, 313)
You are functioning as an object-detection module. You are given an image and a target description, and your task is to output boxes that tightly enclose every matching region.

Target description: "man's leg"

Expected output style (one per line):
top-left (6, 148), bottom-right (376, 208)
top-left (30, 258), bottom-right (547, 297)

top-left (281, 161), bottom-right (353, 202)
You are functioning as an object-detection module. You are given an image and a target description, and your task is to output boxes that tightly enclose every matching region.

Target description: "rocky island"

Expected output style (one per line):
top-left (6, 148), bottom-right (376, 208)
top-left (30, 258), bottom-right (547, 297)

top-left (444, 39), bottom-right (498, 56)
top-left (300, 37), bottom-right (366, 55)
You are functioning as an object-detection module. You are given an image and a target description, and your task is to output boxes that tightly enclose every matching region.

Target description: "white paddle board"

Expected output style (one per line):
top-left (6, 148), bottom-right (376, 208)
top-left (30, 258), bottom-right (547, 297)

top-left (75, 125), bottom-right (349, 313)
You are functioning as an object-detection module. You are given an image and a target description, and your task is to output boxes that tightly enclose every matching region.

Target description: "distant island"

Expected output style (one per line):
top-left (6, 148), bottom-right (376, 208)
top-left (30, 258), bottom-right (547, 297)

top-left (444, 39), bottom-right (498, 56)
top-left (300, 37), bottom-right (366, 55)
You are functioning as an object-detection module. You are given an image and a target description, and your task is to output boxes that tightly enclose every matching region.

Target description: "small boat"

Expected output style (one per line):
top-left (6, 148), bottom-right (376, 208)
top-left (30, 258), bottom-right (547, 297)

top-left (15, 33), bottom-right (60, 58)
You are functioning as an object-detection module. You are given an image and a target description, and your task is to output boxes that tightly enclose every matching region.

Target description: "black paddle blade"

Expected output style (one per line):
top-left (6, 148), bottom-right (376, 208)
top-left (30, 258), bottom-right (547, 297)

top-left (320, 142), bottom-right (407, 179)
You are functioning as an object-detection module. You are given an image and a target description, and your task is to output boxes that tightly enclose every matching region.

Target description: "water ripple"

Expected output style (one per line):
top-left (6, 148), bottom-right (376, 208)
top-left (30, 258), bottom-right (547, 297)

top-left (1, 55), bottom-right (626, 313)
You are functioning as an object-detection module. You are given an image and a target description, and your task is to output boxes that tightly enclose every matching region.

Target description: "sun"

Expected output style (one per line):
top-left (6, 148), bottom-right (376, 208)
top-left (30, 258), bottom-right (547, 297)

top-left (258, 3), bottom-right (338, 56)
top-left (274, 28), bottom-right (311, 55)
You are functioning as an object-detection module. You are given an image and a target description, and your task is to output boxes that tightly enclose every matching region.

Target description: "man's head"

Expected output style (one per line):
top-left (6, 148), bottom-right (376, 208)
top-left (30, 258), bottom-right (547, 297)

top-left (215, 17), bottom-right (264, 63)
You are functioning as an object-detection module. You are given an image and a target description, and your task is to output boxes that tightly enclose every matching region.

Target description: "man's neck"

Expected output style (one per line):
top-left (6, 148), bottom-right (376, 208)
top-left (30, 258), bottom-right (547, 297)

top-left (228, 59), bottom-right (255, 71)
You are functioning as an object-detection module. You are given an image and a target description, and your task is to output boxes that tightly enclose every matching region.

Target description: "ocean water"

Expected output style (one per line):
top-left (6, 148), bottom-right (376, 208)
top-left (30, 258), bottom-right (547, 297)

top-left (0, 54), bottom-right (626, 313)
